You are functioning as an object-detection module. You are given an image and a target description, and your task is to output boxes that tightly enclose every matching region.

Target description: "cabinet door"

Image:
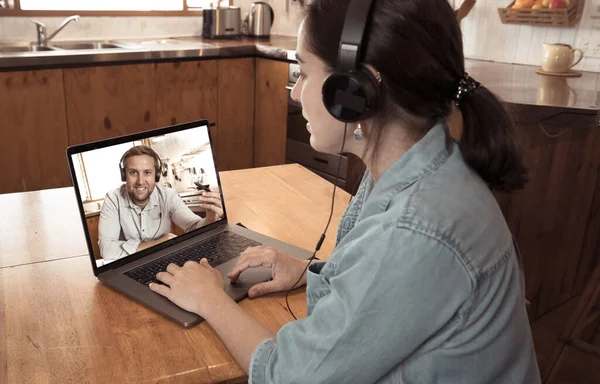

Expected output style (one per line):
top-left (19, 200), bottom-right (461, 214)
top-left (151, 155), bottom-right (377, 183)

top-left (156, 60), bottom-right (218, 148)
top-left (86, 215), bottom-right (101, 260)
top-left (217, 58), bottom-right (255, 171)
top-left (493, 109), bottom-right (600, 320)
top-left (0, 69), bottom-right (70, 194)
top-left (64, 64), bottom-right (156, 146)
top-left (254, 58), bottom-right (288, 168)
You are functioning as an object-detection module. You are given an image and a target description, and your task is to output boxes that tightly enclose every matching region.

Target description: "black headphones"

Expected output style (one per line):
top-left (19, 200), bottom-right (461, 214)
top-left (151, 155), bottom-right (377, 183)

top-left (119, 146), bottom-right (162, 183)
top-left (321, 0), bottom-right (380, 123)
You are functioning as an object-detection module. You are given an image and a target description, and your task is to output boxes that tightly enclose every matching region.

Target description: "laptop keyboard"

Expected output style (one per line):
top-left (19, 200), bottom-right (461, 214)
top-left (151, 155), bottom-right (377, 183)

top-left (124, 231), bottom-right (262, 286)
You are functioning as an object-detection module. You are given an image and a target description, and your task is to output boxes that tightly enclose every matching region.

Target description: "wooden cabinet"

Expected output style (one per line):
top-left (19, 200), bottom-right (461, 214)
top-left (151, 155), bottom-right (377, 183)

top-left (155, 60), bottom-right (218, 145)
top-left (493, 107), bottom-right (600, 320)
top-left (254, 58), bottom-right (289, 168)
top-left (0, 69), bottom-right (71, 194)
top-left (64, 64), bottom-right (156, 146)
top-left (217, 58), bottom-right (255, 171)
top-left (0, 57), bottom-right (287, 193)
top-left (86, 215), bottom-right (101, 260)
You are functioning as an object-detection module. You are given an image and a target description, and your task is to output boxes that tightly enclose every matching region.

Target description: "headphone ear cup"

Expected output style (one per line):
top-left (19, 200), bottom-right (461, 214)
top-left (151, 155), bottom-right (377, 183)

top-left (155, 157), bottom-right (161, 183)
top-left (322, 69), bottom-right (379, 123)
top-left (120, 163), bottom-right (126, 182)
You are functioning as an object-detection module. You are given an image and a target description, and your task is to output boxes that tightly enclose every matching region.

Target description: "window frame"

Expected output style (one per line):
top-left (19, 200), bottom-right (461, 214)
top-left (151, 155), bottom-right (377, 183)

top-left (0, 0), bottom-right (231, 16)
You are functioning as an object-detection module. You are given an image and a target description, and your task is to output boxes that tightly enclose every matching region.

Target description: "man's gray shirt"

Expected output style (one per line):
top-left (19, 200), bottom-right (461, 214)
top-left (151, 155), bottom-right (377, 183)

top-left (98, 184), bottom-right (205, 260)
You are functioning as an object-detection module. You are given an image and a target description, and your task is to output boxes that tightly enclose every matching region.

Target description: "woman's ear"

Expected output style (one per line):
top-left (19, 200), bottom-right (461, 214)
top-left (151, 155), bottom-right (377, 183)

top-left (362, 64), bottom-right (382, 85)
top-left (446, 104), bottom-right (464, 141)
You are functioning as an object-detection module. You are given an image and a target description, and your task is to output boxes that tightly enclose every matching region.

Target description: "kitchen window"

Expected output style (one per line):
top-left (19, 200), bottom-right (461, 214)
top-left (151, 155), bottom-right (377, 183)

top-left (74, 141), bottom-right (142, 203)
top-left (0, 0), bottom-right (230, 15)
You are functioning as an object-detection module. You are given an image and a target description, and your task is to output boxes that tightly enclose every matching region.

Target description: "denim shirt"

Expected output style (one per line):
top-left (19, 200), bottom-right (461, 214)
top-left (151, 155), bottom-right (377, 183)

top-left (249, 122), bottom-right (541, 384)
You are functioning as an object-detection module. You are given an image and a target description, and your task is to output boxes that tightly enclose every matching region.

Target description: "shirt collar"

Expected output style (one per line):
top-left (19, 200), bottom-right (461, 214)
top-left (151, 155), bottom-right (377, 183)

top-left (361, 120), bottom-right (454, 215)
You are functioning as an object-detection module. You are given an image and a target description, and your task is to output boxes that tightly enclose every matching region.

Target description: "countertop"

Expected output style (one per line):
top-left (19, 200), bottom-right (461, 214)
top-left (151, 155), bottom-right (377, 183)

top-left (1, 34), bottom-right (598, 112)
top-left (463, 60), bottom-right (600, 112)
top-left (0, 35), bottom-right (298, 70)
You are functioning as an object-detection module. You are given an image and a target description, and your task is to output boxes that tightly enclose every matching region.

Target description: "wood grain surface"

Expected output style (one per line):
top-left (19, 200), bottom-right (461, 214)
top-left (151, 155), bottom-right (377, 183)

top-left (0, 69), bottom-right (71, 194)
top-left (0, 164), bottom-right (349, 383)
top-left (217, 58), bottom-right (255, 171)
top-left (64, 63), bottom-right (157, 146)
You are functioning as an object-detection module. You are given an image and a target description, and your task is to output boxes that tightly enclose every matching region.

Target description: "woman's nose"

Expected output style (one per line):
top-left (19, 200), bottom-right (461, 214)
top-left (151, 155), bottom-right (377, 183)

top-left (290, 80), bottom-right (301, 103)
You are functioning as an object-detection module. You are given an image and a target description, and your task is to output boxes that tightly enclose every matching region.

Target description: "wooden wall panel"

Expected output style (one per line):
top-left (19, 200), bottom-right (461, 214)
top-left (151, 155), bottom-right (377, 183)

top-left (64, 64), bottom-right (156, 146)
top-left (0, 69), bottom-right (70, 194)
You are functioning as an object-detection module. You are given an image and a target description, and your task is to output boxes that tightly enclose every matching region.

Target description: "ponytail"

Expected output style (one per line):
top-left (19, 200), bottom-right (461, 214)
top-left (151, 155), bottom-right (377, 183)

top-left (458, 87), bottom-right (529, 192)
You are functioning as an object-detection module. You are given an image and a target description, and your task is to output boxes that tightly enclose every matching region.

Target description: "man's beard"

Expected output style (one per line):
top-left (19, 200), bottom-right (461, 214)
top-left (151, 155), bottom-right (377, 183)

top-left (129, 186), bottom-right (152, 206)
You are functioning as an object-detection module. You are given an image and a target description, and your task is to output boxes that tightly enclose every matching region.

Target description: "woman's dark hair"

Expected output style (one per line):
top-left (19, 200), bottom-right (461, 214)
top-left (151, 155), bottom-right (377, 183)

top-left (303, 0), bottom-right (528, 192)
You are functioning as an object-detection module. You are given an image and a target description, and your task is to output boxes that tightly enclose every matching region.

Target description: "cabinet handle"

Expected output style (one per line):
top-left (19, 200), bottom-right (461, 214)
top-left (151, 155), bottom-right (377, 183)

top-left (313, 157), bottom-right (329, 165)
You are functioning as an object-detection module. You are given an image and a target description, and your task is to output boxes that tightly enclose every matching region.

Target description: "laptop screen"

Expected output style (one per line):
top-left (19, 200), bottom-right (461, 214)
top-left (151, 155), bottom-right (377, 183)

top-left (68, 121), bottom-right (225, 268)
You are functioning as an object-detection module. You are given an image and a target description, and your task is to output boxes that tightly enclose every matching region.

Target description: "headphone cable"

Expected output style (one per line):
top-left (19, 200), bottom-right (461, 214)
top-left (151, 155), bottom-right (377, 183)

top-left (285, 122), bottom-right (349, 320)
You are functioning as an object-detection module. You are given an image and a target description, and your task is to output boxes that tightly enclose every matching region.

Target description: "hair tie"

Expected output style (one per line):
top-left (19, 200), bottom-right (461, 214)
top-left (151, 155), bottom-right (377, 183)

top-left (454, 73), bottom-right (481, 106)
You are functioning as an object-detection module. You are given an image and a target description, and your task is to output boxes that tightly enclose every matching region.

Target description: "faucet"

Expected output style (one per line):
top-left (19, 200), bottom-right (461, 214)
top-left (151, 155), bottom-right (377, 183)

top-left (30, 15), bottom-right (80, 47)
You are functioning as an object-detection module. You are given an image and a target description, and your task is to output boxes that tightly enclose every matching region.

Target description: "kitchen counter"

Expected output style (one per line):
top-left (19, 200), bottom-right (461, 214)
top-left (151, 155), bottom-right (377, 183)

top-left (0, 35), bottom-right (298, 70)
top-left (463, 60), bottom-right (600, 112)
top-left (1, 34), bottom-right (598, 112)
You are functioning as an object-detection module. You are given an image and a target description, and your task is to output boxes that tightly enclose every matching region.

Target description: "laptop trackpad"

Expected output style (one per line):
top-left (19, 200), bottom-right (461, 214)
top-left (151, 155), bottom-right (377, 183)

top-left (220, 264), bottom-right (271, 301)
top-left (220, 262), bottom-right (271, 292)
top-left (229, 266), bottom-right (272, 286)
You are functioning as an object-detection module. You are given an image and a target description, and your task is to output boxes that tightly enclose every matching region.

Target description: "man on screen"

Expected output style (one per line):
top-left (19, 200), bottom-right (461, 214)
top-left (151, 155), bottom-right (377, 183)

top-left (98, 145), bottom-right (223, 260)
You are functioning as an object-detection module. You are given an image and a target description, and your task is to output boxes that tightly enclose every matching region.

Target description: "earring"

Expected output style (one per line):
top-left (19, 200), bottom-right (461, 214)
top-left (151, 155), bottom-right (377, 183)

top-left (375, 71), bottom-right (382, 84)
top-left (354, 123), bottom-right (364, 140)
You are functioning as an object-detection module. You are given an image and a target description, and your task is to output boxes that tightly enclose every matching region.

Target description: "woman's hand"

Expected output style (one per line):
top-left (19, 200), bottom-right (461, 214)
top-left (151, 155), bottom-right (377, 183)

top-left (228, 246), bottom-right (312, 298)
top-left (150, 259), bottom-right (227, 316)
top-left (198, 191), bottom-right (224, 223)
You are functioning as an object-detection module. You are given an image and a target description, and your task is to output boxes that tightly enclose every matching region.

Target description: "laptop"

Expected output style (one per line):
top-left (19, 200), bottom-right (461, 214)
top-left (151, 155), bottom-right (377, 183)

top-left (66, 119), bottom-right (313, 327)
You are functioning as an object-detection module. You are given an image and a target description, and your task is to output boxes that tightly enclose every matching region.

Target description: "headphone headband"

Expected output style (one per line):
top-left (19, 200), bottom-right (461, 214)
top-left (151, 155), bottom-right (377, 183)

top-left (321, 0), bottom-right (380, 123)
top-left (337, 0), bottom-right (377, 72)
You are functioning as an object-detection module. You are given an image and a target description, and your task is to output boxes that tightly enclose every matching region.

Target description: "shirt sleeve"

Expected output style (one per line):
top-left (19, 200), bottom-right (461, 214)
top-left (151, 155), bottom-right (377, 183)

top-left (249, 222), bottom-right (473, 384)
top-left (98, 192), bottom-right (140, 260)
top-left (167, 190), bottom-right (205, 232)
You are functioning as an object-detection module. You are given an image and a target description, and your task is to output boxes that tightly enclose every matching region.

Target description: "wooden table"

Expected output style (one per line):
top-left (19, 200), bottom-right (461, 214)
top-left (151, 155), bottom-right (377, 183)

top-left (0, 164), bottom-right (350, 384)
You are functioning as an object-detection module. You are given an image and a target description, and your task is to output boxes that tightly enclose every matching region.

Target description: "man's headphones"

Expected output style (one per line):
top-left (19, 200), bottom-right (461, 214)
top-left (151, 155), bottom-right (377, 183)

top-left (119, 146), bottom-right (162, 183)
top-left (321, 0), bottom-right (379, 123)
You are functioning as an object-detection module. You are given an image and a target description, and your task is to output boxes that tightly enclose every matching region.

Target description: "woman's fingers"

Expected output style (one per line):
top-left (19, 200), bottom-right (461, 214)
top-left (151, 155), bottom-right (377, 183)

top-left (248, 280), bottom-right (282, 298)
top-left (166, 263), bottom-right (181, 274)
top-left (228, 249), bottom-right (275, 281)
top-left (155, 271), bottom-right (174, 286)
top-left (149, 281), bottom-right (171, 298)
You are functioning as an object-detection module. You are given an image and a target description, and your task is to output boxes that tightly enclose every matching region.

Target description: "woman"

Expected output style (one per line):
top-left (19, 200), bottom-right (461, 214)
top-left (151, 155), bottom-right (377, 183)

top-left (149, 0), bottom-right (541, 382)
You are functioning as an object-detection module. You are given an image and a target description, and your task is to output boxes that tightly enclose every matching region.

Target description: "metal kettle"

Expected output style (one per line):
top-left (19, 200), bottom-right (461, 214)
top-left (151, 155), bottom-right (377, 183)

top-left (248, 2), bottom-right (274, 37)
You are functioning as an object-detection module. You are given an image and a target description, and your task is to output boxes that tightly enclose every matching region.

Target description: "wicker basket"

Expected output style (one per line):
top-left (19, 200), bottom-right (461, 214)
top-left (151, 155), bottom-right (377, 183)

top-left (498, 0), bottom-right (583, 27)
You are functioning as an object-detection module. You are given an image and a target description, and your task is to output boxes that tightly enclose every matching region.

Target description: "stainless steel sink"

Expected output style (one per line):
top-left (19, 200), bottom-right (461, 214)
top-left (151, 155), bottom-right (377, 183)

top-left (0, 38), bottom-right (222, 68)
top-left (50, 41), bottom-right (127, 50)
top-left (0, 45), bottom-right (56, 53)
